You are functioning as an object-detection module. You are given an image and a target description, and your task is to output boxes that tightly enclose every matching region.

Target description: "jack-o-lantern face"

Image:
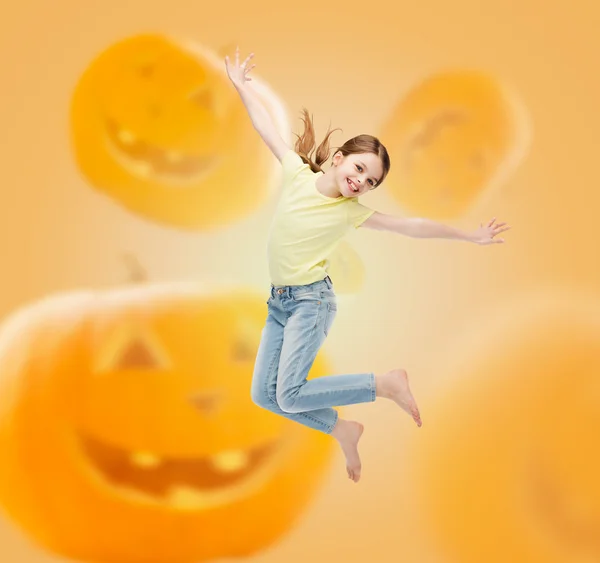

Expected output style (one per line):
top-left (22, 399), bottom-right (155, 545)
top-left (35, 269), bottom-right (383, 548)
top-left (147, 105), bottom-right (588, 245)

top-left (380, 71), bottom-right (530, 218)
top-left (412, 294), bottom-right (600, 563)
top-left (70, 34), bottom-right (288, 230)
top-left (0, 283), bottom-right (334, 562)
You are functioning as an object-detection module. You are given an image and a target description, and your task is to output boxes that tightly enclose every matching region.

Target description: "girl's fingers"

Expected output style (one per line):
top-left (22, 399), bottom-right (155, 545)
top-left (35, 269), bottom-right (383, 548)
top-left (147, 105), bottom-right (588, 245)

top-left (225, 48), bottom-right (254, 84)
top-left (488, 217), bottom-right (496, 227)
top-left (241, 53), bottom-right (254, 67)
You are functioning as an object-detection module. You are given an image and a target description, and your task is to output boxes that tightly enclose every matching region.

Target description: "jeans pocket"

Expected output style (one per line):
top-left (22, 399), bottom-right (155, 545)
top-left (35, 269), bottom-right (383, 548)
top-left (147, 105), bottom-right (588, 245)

top-left (324, 301), bottom-right (337, 336)
top-left (293, 291), bottom-right (321, 302)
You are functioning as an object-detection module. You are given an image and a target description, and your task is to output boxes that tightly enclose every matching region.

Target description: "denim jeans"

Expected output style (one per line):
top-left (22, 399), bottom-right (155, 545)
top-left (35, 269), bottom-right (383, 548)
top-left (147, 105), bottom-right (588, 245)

top-left (251, 276), bottom-right (376, 434)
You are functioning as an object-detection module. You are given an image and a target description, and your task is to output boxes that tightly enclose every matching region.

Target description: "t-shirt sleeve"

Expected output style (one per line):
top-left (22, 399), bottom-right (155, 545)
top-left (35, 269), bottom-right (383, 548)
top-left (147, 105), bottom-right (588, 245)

top-left (347, 200), bottom-right (376, 229)
top-left (281, 149), bottom-right (308, 186)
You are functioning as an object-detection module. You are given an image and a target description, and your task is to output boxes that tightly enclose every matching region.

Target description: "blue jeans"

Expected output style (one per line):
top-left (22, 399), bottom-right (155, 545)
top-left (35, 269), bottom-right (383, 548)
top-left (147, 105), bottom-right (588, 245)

top-left (251, 276), bottom-right (376, 434)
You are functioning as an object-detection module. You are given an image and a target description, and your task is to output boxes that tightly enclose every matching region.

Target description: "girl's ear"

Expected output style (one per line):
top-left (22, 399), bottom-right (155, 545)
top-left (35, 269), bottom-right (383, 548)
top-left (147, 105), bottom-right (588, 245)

top-left (332, 151), bottom-right (343, 165)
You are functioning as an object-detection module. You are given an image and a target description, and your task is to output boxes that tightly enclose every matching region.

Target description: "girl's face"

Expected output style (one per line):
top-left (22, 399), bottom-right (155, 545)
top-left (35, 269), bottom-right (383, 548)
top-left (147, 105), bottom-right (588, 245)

top-left (332, 152), bottom-right (384, 198)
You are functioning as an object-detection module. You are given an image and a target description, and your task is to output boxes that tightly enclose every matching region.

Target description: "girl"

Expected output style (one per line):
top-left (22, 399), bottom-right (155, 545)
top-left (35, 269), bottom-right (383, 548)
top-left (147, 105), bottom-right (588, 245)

top-left (224, 47), bottom-right (510, 483)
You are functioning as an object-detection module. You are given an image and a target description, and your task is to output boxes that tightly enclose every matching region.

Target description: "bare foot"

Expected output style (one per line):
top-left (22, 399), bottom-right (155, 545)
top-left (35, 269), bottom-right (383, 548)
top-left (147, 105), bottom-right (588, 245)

top-left (376, 368), bottom-right (422, 427)
top-left (331, 419), bottom-right (364, 483)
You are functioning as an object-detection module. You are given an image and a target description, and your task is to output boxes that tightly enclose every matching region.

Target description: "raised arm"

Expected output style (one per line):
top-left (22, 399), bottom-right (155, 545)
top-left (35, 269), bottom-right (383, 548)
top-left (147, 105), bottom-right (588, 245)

top-left (225, 47), bottom-right (290, 162)
top-left (360, 212), bottom-right (510, 245)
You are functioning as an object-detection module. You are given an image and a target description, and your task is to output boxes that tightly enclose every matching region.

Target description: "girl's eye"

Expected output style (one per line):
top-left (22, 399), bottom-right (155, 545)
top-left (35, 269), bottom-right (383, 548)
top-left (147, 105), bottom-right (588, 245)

top-left (356, 165), bottom-right (362, 172)
top-left (368, 179), bottom-right (374, 186)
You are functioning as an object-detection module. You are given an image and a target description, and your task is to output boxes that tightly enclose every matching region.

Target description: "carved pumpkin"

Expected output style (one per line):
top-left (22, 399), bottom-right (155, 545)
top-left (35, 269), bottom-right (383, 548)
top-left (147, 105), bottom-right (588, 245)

top-left (0, 282), bottom-right (334, 562)
top-left (413, 293), bottom-right (600, 562)
top-left (70, 34), bottom-right (289, 230)
top-left (380, 71), bottom-right (530, 218)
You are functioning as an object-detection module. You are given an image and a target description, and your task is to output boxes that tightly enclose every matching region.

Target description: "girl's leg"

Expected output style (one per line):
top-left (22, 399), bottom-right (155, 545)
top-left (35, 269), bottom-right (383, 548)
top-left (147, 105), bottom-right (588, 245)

top-left (275, 296), bottom-right (376, 414)
top-left (275, 296), bottom-right (422, 427)
top-left (252, 300), bottom-right (363, 483)
top-left (251, 304), bottom-right (365, 482)
top-left (250, 298), bottom-right (339, 435)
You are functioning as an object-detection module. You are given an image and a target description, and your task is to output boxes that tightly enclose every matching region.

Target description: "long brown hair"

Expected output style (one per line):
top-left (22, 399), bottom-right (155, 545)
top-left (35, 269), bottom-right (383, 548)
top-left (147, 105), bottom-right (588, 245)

top-left (293, 107), bottom-right (391, 187)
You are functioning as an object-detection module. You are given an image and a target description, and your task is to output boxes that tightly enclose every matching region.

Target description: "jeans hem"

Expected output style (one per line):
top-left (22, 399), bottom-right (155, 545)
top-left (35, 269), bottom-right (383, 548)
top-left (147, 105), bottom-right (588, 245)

top-left (325, 409), bottom-right (339, 434)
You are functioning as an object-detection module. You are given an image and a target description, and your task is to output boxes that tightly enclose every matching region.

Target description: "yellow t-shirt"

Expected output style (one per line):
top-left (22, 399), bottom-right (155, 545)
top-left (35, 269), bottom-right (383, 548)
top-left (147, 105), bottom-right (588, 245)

top-left (267, 149), bottom-right (375, 286)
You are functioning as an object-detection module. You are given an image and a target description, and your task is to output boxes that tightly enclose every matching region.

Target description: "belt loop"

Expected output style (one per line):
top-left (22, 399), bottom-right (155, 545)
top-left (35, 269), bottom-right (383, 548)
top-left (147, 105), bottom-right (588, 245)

top-left (325, 276), bottom-right (333, 289)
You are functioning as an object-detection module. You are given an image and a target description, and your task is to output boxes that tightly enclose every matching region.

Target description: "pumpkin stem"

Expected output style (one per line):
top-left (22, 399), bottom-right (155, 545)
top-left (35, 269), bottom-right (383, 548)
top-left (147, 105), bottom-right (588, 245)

top-left (122, 253), bottom-right (147, 283)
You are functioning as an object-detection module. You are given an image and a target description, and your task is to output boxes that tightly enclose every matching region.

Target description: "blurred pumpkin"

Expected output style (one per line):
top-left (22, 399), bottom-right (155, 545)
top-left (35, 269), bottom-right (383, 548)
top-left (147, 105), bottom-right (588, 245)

top-left (380, 70), bottom-right (530, 219)
top-left (70, 34), bottom-right (289, 231)
top-left (326, 241), bottom-right (366, 295)
top-left (412, 292), bottom-right (600, 563)
top-left (0, 282), bottom-right (334, 563)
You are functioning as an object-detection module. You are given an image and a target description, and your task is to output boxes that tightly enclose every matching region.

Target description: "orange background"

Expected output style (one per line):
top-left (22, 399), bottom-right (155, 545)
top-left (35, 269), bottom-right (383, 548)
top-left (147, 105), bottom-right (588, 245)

top-left (0, 0), bottom-right (598, 561)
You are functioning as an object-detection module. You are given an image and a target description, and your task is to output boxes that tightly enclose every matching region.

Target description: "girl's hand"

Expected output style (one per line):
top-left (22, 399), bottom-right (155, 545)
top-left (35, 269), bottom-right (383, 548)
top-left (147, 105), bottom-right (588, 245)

top-left (470, 217), bottom-right (511, 245)
top-left (224, 46), bottom-right (256, 90)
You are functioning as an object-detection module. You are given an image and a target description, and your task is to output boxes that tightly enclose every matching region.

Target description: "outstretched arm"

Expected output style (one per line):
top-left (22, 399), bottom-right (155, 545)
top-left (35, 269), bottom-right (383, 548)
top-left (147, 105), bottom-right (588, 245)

top-left (225, 47), bottom-right (290, 162)
top-left (360, 212), bottom-right (511, 245)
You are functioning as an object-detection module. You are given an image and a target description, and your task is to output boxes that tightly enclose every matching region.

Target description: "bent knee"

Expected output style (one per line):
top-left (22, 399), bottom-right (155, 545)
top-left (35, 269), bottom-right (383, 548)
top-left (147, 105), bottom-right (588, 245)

top-left (251, 387), bottom-right (272, 410)
top-left (252, 387), bottom-right (283, 414)
top-left (276, 392), bottom-right (299, 414)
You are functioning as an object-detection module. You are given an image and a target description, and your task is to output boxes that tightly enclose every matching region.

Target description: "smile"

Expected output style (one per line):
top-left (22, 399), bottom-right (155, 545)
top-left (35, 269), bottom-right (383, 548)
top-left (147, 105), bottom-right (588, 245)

top-left (78, 432), bottom-right (282, 510)
top-left (347, 178), bottom-right (359, 193)
top-left (104, 119), bottom-right (220, 184)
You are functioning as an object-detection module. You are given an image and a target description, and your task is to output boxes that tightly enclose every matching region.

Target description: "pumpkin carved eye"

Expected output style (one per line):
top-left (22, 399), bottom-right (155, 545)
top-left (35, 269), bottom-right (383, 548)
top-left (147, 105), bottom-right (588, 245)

top-left (115, 337), bottom-right (163, 370)
top-left (231, 340), bottom-right (255, 363)
top-left (188, 87), bottom-right (214, 110)
top-left (137, 63), bottom-right (155, 79)
top-left (232, 317), bottom-right (261, 363)
top-left (94, 324), bottom-right (171, 374)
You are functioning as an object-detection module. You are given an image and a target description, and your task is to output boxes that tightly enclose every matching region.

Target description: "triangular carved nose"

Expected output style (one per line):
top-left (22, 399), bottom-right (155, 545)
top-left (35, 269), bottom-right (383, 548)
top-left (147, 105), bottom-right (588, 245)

top-left (190, 391), bottom-right (223, 414)
top-left (117, 339), bottom-right (161, 369)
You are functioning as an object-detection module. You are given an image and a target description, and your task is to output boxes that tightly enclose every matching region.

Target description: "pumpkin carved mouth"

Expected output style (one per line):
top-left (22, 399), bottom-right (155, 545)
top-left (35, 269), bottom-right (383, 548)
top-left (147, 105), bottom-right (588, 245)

top-left (79, 432), bottom-right (281, 508)
top-left (104, 118), bottom-right (219, 182)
